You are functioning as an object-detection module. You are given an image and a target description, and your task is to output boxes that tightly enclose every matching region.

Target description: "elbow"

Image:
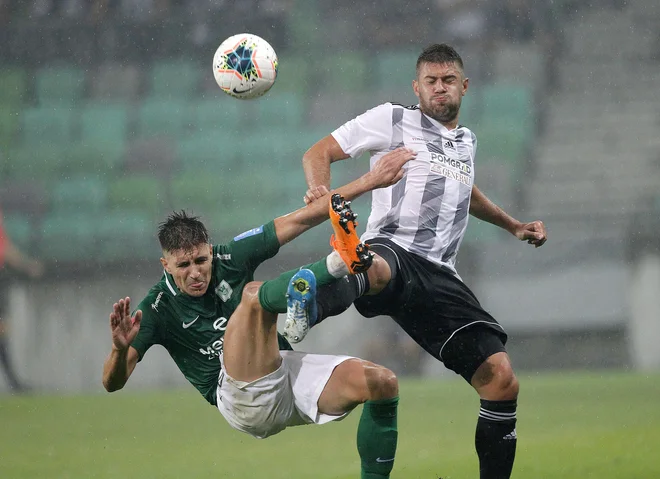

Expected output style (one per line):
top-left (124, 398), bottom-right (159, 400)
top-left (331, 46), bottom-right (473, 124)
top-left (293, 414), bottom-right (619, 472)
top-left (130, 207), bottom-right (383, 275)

top-left (102, 378), bottom-right (124, 393)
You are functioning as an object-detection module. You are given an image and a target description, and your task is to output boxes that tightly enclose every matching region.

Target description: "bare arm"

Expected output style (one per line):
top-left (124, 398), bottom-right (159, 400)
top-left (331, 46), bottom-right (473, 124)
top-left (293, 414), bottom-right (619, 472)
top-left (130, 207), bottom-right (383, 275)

top-left (470, 185), bottom-right (547, 247)
top-left (302, 135), bottom-right (350, 204)
top-left (275, 147), bottom-right (416, 246)
top-left (102, 297), bottom-right (142, 392)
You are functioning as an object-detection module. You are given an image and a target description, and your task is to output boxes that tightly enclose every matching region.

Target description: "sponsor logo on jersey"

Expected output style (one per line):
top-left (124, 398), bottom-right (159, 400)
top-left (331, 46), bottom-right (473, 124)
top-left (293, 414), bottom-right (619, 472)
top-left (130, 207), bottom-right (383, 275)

top-left (215, 280), bottom-right (233, 302)
top-left (233, 225), bottom-right (264, 241)
top-left (429, 151), bottom-right (472, 186)
top-left (151, 291), bottom-right (163, 312)
top-left (216, 253), bottom-right (231, 260)
top-left (444, 140), bottom-right (455, 150)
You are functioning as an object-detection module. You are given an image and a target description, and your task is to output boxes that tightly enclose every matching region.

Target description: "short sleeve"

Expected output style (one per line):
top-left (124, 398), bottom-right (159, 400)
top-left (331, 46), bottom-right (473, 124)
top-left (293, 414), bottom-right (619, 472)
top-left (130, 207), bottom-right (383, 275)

top-left (130, 299), bottom-right (161, 361)
top-left (224, 220), bottom-right (280, 272)
top-left (331, 103), bottom-right (393, 158)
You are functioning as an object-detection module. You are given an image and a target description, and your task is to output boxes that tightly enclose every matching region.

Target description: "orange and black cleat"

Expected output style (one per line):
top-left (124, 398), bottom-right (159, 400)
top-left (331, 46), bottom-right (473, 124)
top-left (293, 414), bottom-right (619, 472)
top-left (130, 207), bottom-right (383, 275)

top-left (329, 193), bottom-right (374, 274)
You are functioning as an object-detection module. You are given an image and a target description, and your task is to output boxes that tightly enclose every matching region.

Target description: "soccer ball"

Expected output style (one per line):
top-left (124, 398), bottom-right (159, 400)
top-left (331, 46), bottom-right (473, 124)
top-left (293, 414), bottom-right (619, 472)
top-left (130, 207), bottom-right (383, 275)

top-left (213, 33), bottom-right (278, 100)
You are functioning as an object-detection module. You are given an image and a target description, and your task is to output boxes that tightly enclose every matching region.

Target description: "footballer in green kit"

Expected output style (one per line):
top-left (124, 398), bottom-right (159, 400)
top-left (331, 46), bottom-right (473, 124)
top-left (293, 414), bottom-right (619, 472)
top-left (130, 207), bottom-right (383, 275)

top-left (102, 147), bottom-right (416, 479)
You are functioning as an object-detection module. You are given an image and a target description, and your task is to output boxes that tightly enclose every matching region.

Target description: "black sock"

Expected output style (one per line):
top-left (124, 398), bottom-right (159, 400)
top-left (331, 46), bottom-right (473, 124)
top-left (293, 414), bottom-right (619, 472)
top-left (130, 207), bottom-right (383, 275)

top-left (0, 335), bottom-right (22, 390)
top-left (315, 272), bottom-right (370, 325)
top-left (475, 399), bottom-right (517, 479)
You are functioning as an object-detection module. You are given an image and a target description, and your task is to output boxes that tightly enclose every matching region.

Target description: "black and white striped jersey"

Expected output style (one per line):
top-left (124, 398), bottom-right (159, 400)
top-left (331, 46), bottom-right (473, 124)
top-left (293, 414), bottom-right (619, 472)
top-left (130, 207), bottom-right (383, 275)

top-left (332, 102), bottom-right (477, 274)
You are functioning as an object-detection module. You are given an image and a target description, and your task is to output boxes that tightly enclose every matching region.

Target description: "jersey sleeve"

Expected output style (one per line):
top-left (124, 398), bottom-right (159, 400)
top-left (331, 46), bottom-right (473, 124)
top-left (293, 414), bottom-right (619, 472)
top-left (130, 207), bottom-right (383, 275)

top-left (130, 298), bottom-right (161, 361)
top-left (331, 103), bottom-right (393, 158)
top-left (224, 220), bottom-right (280, 272)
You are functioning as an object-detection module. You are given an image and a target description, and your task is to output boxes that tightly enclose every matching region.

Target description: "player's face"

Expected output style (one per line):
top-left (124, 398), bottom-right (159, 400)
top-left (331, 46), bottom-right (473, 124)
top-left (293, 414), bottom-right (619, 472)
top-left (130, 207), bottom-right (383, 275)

top-left (160, 243), bottom-right (213, 297)
top-left (413, 61), bottom-right (468, 127)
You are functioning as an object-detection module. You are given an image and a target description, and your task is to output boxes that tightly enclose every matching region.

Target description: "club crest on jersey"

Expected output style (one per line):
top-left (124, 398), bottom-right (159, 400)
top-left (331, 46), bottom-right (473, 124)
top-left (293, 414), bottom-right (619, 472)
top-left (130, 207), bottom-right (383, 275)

top-left (215, 280), bottom-right (233, 302)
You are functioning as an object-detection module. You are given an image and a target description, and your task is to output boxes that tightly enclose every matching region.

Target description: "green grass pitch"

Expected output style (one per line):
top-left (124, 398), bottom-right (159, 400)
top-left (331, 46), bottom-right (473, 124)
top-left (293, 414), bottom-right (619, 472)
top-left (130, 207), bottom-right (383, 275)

top-left (1, 371), bottom-right (659, 478)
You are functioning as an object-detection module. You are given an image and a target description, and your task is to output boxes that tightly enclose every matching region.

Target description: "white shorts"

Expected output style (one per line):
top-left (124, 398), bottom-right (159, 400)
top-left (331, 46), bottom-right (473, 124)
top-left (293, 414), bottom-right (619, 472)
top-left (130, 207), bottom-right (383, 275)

top-left (216, 350), bottom-right (354, 439)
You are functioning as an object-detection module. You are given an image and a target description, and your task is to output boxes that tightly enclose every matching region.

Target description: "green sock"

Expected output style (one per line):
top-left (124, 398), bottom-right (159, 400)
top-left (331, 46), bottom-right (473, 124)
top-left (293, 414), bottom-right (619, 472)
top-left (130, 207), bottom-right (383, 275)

top-left (357, 397), bottom-right (399, 479)
top-left (258, 257), bottom-right (335, 313)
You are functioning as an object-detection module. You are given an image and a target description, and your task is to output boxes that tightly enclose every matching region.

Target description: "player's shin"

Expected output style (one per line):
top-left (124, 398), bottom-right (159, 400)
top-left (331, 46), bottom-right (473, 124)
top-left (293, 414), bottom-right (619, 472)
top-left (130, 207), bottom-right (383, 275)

top-left (357, 397), bottom-right (399, 479)
top-left (258, 256), bottom-right (338, 314)
top-left (475, 399), bottom-right (517, 479)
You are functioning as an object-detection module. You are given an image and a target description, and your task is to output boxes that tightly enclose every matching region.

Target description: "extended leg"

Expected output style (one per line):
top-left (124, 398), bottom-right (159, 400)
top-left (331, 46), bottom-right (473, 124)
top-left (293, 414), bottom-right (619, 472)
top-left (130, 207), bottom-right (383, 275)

top-left (221, 281), bottom-right (283, 382)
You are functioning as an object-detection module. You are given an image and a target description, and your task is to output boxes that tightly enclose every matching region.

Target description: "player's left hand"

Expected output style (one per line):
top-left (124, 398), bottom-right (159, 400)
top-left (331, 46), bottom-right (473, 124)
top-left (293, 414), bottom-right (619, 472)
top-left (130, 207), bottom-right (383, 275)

top-left (304, 185), bottom-right (330, 205)
top-left (514, 220), bottom-right (547, 248)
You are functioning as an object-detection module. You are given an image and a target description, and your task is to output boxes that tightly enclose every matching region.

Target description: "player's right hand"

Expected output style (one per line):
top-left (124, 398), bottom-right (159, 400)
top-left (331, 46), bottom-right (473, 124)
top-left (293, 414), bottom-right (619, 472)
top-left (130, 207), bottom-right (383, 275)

top-left (109, 297), bottom-right (142, 352)
top-left (369, 147), bottom-right (417, 189)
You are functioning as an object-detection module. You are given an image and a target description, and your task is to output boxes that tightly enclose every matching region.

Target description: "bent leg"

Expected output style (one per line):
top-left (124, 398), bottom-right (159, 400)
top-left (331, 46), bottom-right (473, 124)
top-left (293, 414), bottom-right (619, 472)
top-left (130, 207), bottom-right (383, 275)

top-left (319, 359), bottom-right (399, 479)
top-left (222, 281), bottom-right (282, 382)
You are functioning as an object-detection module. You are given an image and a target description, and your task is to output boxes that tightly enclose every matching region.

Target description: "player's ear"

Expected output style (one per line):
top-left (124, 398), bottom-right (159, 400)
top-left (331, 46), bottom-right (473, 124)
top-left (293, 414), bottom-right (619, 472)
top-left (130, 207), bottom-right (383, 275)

top-left (160, 256), bottom-right (170, 273)
top-left (462, 76), bottom-right (469, 95)
top-left (412, 79), bottom-right (420, 98)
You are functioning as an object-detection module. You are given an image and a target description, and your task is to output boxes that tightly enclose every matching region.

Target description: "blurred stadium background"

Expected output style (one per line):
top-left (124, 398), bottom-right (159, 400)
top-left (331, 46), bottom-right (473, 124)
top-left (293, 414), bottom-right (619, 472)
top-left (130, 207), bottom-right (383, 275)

top-left (1, 0), bottom-right (660, 476)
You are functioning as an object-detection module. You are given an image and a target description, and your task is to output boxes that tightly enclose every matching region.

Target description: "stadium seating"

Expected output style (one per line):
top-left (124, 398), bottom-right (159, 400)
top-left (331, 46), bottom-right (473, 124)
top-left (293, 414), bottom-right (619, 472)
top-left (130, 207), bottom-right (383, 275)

top-left (254, 92), bottom-right (305, 129)
top-left (322, 51), bottom-right (368, 92)
top-left (35, 66), bottom-right (86, 106)
top-left (148, 59), bottom-right (201, 100)
top-left (123, 137), bottom-right (177, 178)
top-left (51, 176), bottom-right (107, 214)
top-left (481, 84), bottom-right (534, 134)
top-left (2, 213), bottom-right (33, 249)
top-left (39, 213), bottom-right (98, 261)
top-left (271, 55), bottom-right (311, 94)
top-left (4, 145), bottom-right (65, 180)
top-left (107, 175), bottom-right (166, 217)
top-left (96, 211), bottom-right (156, 261)
top-left (20, 106), bottom-right (74, 146)
top-left (375, 49), bottom-right (417, 93)
top-left (79, 104), bottom-right (130, 146)
top-left (89, 63), bottom-right (142, 103)
top-left (0, 107), bottom-right (18, 150)
top-left (187, 97), bottom-right (247, 134)
top-left (137, 99), bottom-right (188, 138)
top-left (0, 67), bottom-right (27, 107)
top-left (176, 133), bottom-right (239, 173)
top-left (61, 142), bottom-right (125, 177)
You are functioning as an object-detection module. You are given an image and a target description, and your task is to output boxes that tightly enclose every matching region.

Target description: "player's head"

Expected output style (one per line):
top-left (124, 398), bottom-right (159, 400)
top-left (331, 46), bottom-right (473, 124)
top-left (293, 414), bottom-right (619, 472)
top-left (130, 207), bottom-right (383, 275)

top-left (413, 43), bottom-right (469, 126)
top-left (158, 211), bottom-right (213, 297)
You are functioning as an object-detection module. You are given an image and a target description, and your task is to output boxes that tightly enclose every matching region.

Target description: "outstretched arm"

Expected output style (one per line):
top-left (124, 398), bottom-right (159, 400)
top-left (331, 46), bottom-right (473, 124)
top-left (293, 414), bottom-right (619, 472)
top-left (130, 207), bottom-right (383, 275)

top-left (275, 147), bottom-right (416, 246)
top-left (302, 135), bottom-right (350, 204)
top-left (102, 297), bottom-right (141, 392)
top-left (470, 185), bottom-right (547, 247)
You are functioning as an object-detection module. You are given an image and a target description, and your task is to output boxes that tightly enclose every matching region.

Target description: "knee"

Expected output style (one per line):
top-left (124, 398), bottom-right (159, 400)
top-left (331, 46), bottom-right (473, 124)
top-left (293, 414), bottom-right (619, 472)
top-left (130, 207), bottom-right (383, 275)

top-left (240, 281), bottom-right (264, 312)
top-left (363, 362), bottom-right (399, 400)
top-left (367, 255), bottom-right (392, 292)
top-left (473, 353), bottom-right (519, 401)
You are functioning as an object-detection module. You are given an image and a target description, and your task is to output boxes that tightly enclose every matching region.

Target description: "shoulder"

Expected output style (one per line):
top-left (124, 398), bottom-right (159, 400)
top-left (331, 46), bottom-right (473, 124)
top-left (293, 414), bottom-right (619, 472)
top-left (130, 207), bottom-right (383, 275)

top-left (136, 282), bottom-right (173, 320)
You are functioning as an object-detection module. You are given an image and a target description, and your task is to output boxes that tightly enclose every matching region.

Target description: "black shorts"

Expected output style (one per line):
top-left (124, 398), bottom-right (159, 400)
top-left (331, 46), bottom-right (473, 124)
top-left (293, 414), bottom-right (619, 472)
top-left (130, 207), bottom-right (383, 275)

top-left (354, 238), bottom-right (508, 382)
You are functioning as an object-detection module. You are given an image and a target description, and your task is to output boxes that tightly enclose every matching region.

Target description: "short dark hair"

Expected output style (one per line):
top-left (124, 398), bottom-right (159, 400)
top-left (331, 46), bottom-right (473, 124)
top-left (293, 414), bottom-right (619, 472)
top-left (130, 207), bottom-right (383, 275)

top-left (416, 43), bottom-right (464, 75)
top-left (158, 210), bottom-right (209, 252)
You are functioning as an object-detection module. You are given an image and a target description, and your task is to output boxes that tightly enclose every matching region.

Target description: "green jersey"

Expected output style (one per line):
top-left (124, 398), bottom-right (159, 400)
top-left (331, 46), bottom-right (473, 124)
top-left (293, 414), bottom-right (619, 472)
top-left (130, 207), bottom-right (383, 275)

top-left (131, 221), bottom-right (293, 405)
